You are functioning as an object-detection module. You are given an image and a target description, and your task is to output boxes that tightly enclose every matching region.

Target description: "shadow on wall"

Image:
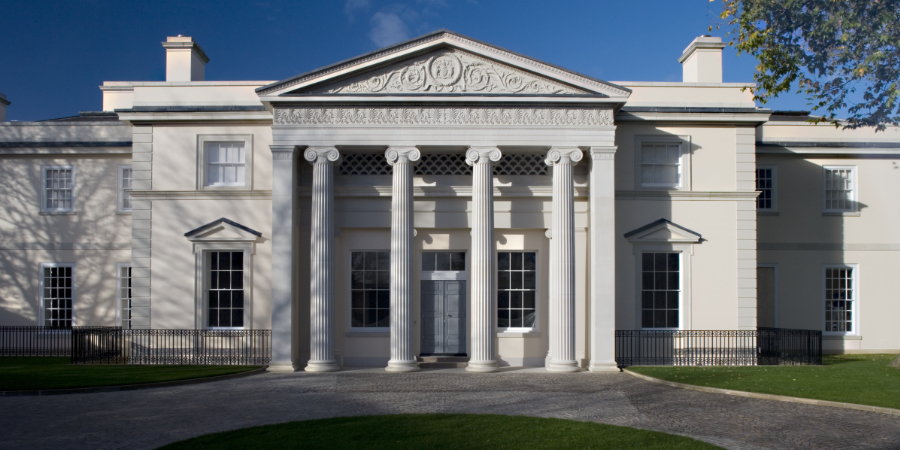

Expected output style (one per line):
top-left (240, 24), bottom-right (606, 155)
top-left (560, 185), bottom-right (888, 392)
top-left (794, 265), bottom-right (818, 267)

top-left (758, 155), bottom-right (867, 334)
top-left (0, 153), bottom-right (130, 326)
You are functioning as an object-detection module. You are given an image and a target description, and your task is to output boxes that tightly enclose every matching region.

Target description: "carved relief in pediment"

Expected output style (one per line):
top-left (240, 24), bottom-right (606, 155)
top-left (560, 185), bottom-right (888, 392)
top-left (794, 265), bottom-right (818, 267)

top-left (304, 49), bottom-right (590, 95)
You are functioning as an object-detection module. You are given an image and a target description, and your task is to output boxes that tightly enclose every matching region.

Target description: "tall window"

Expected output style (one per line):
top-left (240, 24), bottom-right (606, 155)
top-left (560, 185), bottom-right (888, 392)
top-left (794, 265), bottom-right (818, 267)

top-left (497, 252), bottom-right (537, 329)
top-left (824, 167), bottom-right (856, 212)
top-left (351, 251), bottom-right (390, 328)
top-left (40, 263), bottom-right (74, 329)
top-left (640, 143), bottom-right (681, 188)
top-left (117, 264), bottom-right (132, 329)
top-left (118, 165), bottom-right (133, 212)
top-left (42, 166), bottom-right (74, 212)
top-left (206, 142), bottom-right (246, 186)
top-left (641, 252), bottom-right (680, 329)
top-left (825, 266), bottom-right (856, 333)
top-left (207, 251), bottom-right (244, 328)
top-left (756, 166), bottom-right (777, 211)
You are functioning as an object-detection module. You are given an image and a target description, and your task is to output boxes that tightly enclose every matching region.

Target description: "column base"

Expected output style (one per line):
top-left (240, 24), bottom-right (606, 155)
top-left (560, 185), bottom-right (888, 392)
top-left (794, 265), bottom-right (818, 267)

top-left (588, 362), bottom-right (621, 373)
top-left (305, 360), bottom-right (340, 372)
top-left (385, 360), bottom-right (420, 372)
top-left (547, 360), bottom-right (581, 372)
top-left (465, 361), bottom-right (499, 373)
top-left (267, 364), bottom-right (300, 373)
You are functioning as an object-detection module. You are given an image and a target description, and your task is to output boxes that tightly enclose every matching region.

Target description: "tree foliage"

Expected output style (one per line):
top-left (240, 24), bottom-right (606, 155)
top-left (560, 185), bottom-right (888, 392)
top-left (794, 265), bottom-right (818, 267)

top-left (715, 0), bottom-right (900, 130)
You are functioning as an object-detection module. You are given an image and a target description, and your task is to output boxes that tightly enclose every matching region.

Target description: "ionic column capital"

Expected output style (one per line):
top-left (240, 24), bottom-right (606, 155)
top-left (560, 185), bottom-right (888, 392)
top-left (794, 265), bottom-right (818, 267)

top-left (589, 146), bottom-right (617, 160)
top-left (465, 146), bottom-right (502, 166)
top-left (545, 147), bottom-right (583, 166)
top-left (304, 146), bottom-right (341, 165)
top-left (385, 147), bottom-right (421, 166)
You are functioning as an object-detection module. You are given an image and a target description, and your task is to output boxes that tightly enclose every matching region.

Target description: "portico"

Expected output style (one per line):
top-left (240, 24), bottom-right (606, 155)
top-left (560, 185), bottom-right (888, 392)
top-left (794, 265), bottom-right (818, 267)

top-left (260, 30), bottom-right (627, 372)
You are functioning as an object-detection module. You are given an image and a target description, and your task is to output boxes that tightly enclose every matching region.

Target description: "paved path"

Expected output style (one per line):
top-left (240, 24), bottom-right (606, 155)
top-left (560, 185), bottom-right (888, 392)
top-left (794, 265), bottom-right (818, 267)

top-left (2, 367), bottom-right (899, 450)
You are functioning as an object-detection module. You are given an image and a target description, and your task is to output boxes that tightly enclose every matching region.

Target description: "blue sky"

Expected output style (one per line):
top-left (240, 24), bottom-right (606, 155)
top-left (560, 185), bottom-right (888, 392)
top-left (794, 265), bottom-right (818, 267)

top-left (0, 0), bottom-right (814, 121)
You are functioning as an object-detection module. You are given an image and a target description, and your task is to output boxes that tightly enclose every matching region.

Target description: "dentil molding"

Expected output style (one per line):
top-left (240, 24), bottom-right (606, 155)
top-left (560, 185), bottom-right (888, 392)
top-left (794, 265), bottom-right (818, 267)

top-left (274, 107), bottom-right (614, 126)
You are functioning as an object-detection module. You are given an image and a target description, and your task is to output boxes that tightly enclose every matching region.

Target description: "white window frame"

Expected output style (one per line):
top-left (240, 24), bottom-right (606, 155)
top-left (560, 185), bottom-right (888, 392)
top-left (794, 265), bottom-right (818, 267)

top-left (40, 165), bottom-right (76, 214)
top-left (38, 262), bottom-right (75, 329)
top-left (196, 134), bottom-right (253, 190)
top-left (634, 135), bottom-right (692, 191)
top-left (634, 249), bottom-right (688, 330)
top-left (117, 165), bottom-right (133, 213)
top-left (496, 250), bottom-right (539, 332)
top-left (822, 165), bottom-right (858, 214)
top-left (348, 250), bottom-right (391, 332)
top-left (756, 165), bottom-right (778, 213)
top-left (116, 263), bottom-right (132, 328)
top-left (822, 264), bottom-right (859, 336)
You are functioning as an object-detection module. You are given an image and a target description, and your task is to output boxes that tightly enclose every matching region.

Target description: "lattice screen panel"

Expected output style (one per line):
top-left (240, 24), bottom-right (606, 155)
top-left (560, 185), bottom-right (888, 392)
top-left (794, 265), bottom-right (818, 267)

top-left (339, 153), bottom-right (392, 175)
top-left (415, 154), bottom-right (472, 175)
top-left (492, 154), bottom-right (548, 176)
top-left (339, 152), bottom-right (550, 176)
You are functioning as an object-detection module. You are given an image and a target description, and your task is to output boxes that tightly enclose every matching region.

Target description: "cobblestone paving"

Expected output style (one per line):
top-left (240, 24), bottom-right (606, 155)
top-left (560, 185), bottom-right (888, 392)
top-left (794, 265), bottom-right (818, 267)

top-left (2, 368), bottom-right (899, 450)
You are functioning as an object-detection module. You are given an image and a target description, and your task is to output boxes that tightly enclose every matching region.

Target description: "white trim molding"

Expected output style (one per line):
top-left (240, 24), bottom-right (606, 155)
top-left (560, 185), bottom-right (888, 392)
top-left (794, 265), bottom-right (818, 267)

top-left (634, 135), bottom-right (692, 191)
top-left (196, 134), bottom-right (254, 191)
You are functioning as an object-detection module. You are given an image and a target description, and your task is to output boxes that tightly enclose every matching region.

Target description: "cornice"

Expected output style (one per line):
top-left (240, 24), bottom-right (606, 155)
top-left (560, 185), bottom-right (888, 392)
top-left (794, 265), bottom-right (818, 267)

top-left (129, 190), bottom-right (273, 200)
top-left (616, 190), bottom-right (760, 200)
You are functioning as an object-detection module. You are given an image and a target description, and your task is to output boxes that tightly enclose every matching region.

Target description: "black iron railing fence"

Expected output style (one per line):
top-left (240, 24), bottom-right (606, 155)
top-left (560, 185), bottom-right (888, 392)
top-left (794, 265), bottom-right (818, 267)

top-left (0, 326), bottom-right (72, 357)
top-left (615, 328), bottom-right (822, 367)
top-left (71, 328), bottom-right (271, 365)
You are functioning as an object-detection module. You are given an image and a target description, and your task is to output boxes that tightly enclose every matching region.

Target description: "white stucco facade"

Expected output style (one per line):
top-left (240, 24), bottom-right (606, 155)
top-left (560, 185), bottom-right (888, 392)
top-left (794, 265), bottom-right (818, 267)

top-left (1, 31), bottom-right (897, 371)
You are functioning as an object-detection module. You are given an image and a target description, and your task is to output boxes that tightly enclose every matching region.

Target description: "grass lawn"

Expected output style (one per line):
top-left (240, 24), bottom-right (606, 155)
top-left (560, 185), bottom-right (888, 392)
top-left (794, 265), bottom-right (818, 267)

top-left (157, 414), bottom-right (721, 450)
top-left (0, 357), bottom-right (259, 391)
top-left (629, 354), bottom-right (900, 409)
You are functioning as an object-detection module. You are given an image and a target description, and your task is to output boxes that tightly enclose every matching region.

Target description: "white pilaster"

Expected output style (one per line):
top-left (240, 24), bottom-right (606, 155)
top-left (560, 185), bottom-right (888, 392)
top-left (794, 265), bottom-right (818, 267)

top-left (386, 147), bottom-right (421, 372)
top-left (546, 147), bottom-right (582, 372)
top-left (270, 145), bottom-right (300, 370)
top-left (466, 146), bottom-right (502, 373)
top-left (304, 146), bottom-right (341, 372)
top-left (588, 146), bottom-right (620, 372)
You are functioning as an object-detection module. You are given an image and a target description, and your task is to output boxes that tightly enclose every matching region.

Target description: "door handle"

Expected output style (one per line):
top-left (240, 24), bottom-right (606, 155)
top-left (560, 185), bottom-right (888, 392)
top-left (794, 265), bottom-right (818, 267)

top-left (447, 314), bottom-right (452, 317)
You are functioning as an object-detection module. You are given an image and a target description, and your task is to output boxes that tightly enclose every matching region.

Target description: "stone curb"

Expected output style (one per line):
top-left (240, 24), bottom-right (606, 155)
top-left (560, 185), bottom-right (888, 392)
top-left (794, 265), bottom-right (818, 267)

top-left (624, 368), bottom-right (900, 417)
top-left (0, 366), bottom-right (267, 397)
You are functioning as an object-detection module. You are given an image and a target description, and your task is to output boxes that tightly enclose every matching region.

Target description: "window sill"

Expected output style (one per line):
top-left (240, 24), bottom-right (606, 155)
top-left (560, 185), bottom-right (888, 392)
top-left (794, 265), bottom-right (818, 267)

top-left (201, 185), bottom-right (251, 191)
top-left (116, 210), bottom-right (133, 215)
top-left (345, 331), bottom-right (389, 338)
top-left (823, 211), bottom-right (860, 217)
top-left (823, 334), bottom-right (862, 340)
top-left (39, 211), bottom-right (77, 216)
top-left (497, 331), bottom-right (541, 338)
top-left (757, 211), bottom-right (779, 216)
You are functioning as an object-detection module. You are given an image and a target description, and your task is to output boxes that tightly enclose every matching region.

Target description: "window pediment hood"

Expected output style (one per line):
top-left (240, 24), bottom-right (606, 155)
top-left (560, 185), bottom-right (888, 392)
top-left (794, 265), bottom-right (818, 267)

top-left (625, 218), bottom-right (703, 244)
top-left (184, 217), bottom-right (262, 243)
top-left (257, 29), bottom-right (630, 102)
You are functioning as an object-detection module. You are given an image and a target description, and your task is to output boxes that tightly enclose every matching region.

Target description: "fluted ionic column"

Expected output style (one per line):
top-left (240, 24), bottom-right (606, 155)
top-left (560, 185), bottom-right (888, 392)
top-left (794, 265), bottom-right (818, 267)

top-left (304, 146), bottom-right (341, 372)
top-left (466, 146), bottom-right (501, 373)
top-left (546, 147), bottom-right (582, 372)
top-left (386, 147), bottom-right (421, 372)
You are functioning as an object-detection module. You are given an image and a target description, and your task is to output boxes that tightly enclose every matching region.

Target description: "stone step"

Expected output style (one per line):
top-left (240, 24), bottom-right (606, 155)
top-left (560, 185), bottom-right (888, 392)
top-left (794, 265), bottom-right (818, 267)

top-left (417, 355), bottom-right (469, 369)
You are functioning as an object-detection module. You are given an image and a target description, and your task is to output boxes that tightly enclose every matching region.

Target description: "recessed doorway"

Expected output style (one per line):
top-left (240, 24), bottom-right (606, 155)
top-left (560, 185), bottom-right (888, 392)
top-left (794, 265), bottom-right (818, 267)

top-left (420, 252), bottom-right (467, 356)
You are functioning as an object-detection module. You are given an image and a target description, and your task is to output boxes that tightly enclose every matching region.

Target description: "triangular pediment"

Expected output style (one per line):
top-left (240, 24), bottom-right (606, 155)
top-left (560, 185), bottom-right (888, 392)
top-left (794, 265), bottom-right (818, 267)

top-left (257, 30), bottom-right (630, 99)
top-left (301, 48), bottom-right (589, 96)
top-left (625, 219), bottom-right (702, 244)
top-left (184, 218), bottom-right (262, 242)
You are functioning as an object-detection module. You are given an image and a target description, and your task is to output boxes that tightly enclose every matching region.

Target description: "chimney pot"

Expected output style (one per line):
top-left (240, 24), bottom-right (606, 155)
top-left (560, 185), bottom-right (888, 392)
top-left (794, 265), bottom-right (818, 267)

top-left (679, 36), bottom-right (726, 83)
top-left (162, 36), bottom-right (209, 82)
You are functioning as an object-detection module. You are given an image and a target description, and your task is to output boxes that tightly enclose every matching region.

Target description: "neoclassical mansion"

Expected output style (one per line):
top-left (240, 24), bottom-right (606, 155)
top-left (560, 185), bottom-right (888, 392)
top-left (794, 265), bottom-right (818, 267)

top-left (1, 30), bottom-right (898, 371)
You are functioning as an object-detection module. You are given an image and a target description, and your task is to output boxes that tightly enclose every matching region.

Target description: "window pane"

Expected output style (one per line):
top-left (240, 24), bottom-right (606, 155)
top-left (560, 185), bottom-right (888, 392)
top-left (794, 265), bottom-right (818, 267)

top-left (451, 252), bottom-right (465, 271)
top-left (422, 253), bottom-right (435, 271)
top-left (351, 250), bottom-right (390, 328)
top-left (498, 252), bottom-right (509, 270)
top-left (435, 252), bottom-right (450, 271)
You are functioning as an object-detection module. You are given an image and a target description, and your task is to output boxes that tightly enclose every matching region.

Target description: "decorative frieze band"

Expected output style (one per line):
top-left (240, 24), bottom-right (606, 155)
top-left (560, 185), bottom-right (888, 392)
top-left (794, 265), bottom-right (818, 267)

top-left (274, 107), bottom-right (614, 127)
